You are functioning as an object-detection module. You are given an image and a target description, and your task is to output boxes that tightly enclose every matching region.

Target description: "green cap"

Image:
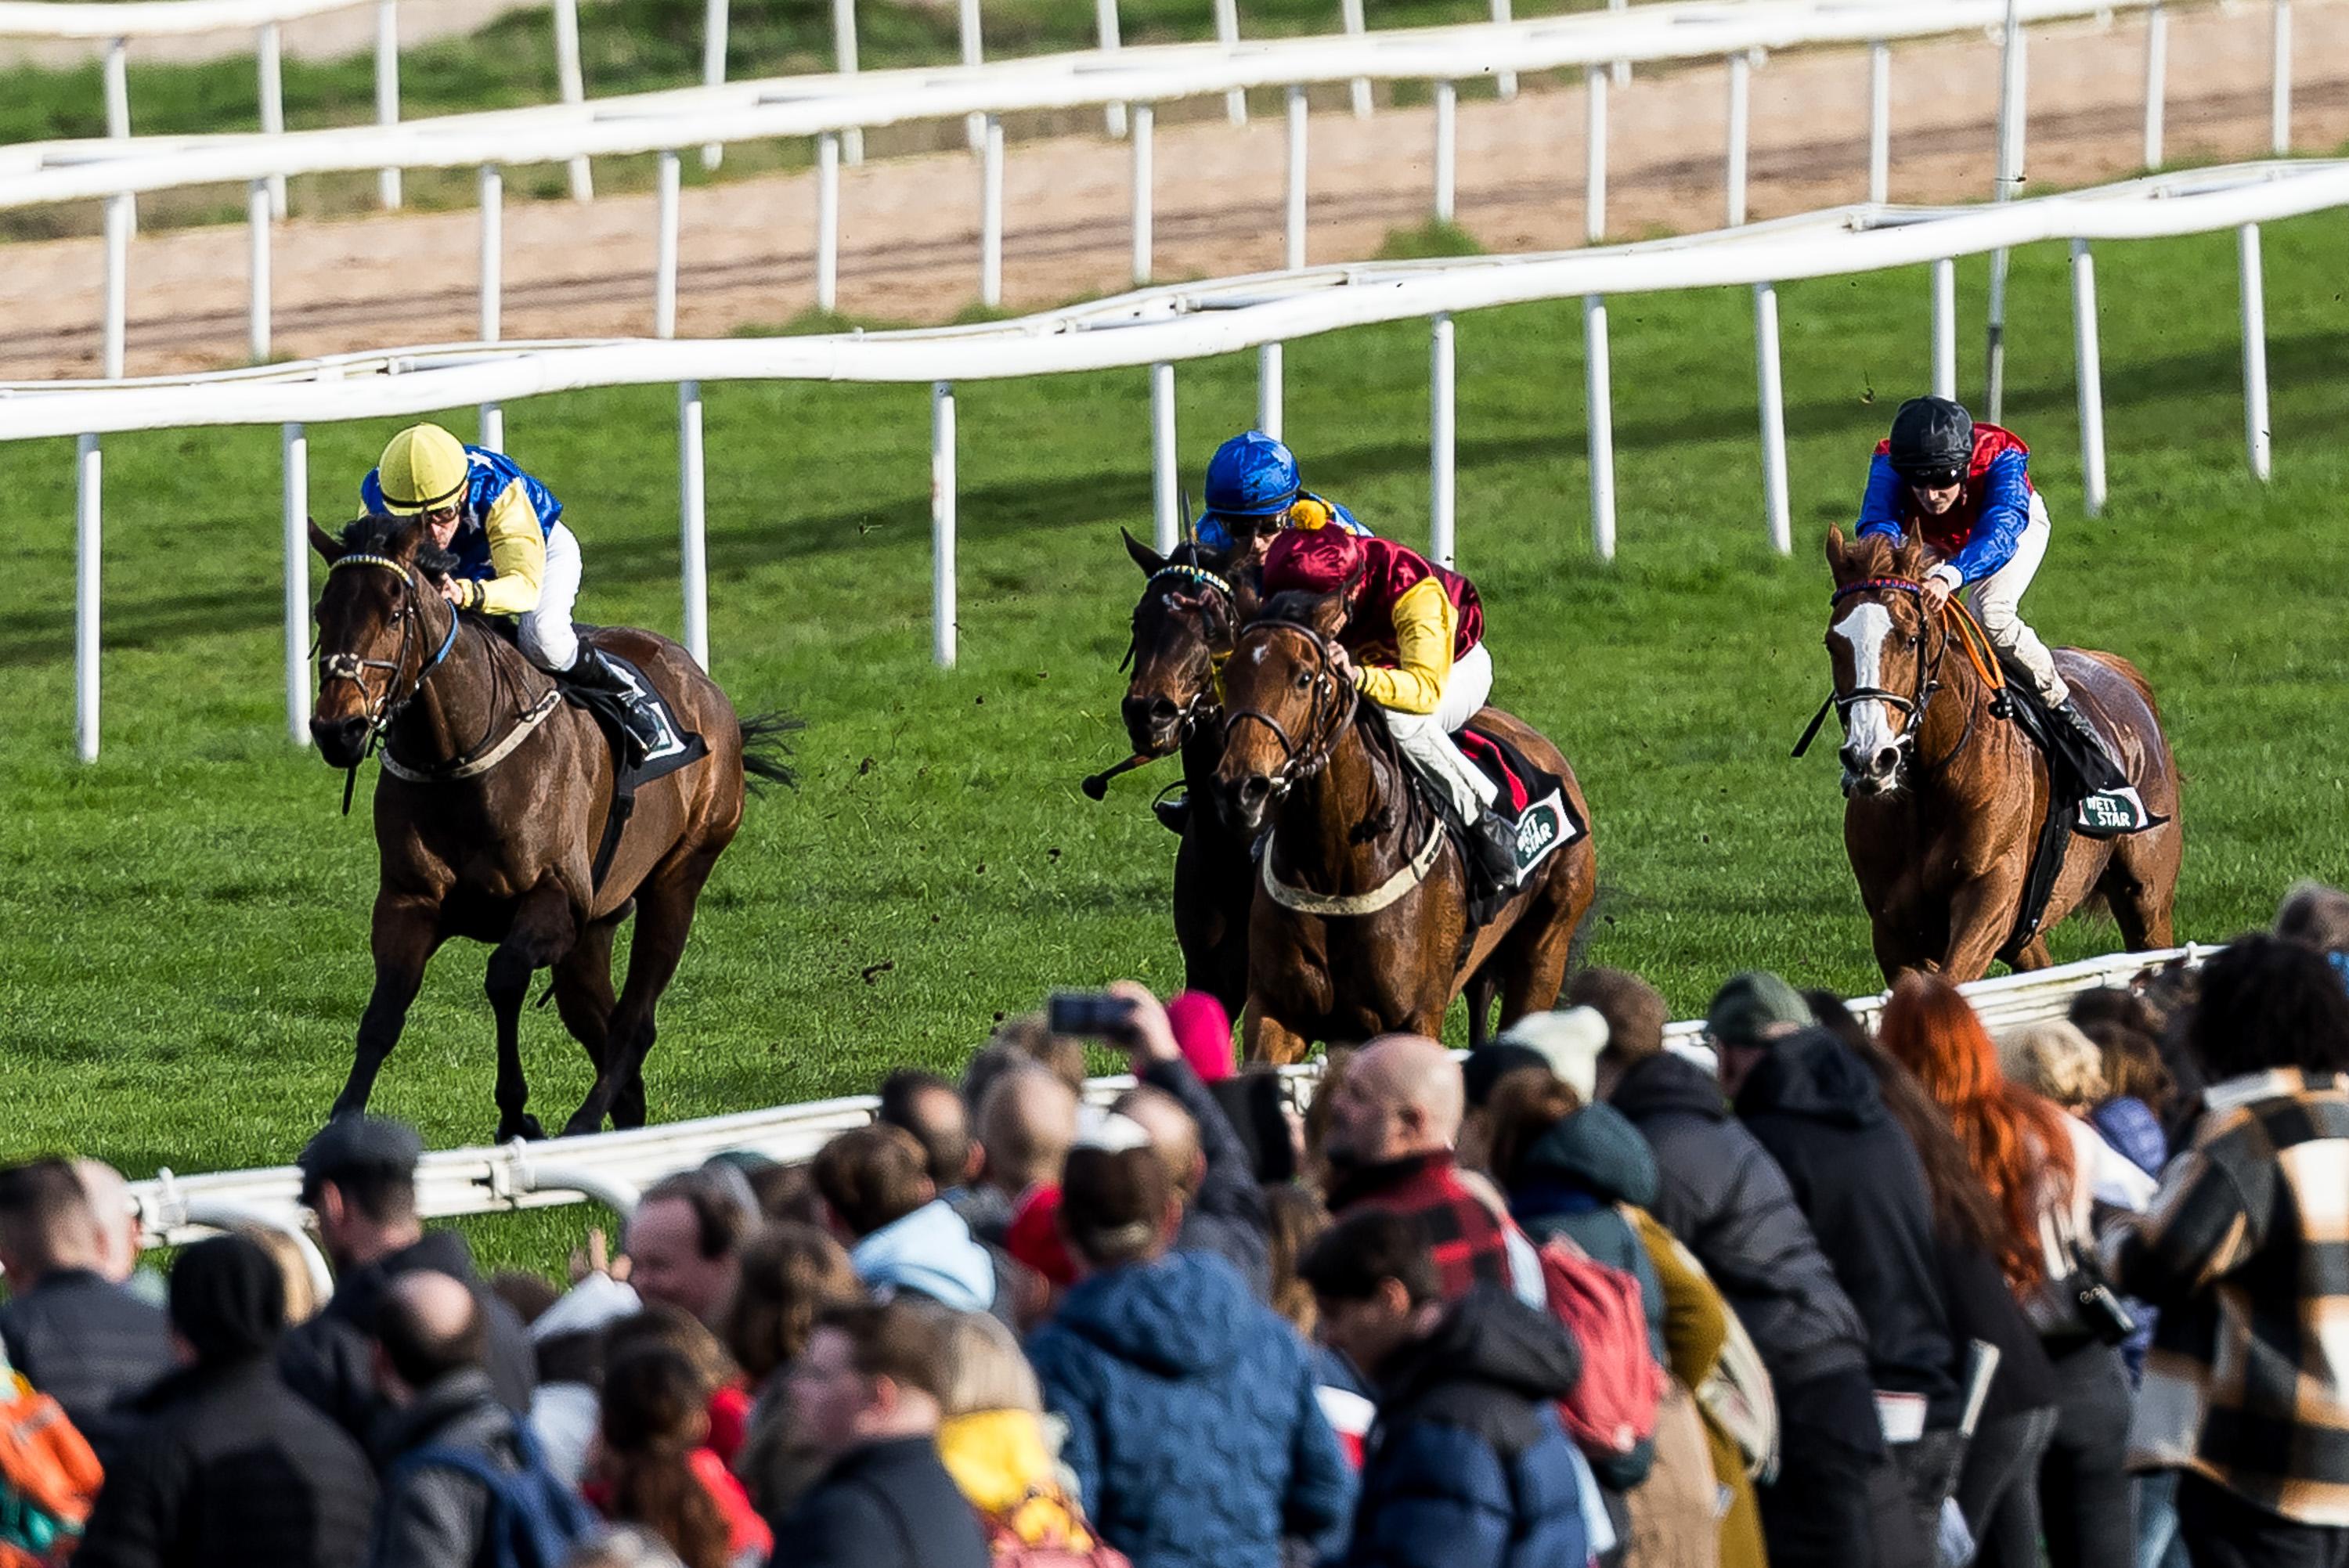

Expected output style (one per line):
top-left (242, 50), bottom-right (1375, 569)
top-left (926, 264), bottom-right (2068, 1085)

top-left (1706, 971), bottom-right (1812, 1049)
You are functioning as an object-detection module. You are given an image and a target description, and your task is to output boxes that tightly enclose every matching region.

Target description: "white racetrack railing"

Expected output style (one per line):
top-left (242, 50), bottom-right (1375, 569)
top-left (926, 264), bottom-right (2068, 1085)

top-left (6, 0), bottom-right (2301, 375)
top-left (124, 943), bottom-right (2215, 1281)
top-left (7, 159), bottom-right (2329, 759)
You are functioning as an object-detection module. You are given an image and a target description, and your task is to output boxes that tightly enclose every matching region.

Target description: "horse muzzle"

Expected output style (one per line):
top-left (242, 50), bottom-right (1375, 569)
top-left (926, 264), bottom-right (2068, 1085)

top-left (1838, 739), bottom-right (1907, 798)
top-left (1215, 770), bottom-right (1276, 834)
top-left (1120, 693), bottom-right (1186, 757)
top-left (311, 713), bottom-right (373, 769)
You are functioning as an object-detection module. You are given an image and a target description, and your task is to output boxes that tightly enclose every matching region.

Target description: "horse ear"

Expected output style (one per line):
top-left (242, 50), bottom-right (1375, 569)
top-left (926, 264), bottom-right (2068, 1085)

top-left (389, 515), bottom-right (431, 561)
top-left (1309, 588), bottom-right (1351, 637)
top-left (309, 519), bottom-right (348, 564)
top-left (1824, 525), bottom-right (1849, 579)
top-left (1123, 528), bottom-right (1166, 577)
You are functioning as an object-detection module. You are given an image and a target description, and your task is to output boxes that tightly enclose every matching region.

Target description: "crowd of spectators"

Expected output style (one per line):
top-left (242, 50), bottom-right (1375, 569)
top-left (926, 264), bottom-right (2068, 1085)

top-left (3, 884), bottom-right (2347, 1568)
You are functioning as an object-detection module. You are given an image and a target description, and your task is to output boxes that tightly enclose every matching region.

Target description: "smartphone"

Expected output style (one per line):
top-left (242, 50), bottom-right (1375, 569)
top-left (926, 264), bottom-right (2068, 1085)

top-left (1048, 991), bottom-right (1138, 1041)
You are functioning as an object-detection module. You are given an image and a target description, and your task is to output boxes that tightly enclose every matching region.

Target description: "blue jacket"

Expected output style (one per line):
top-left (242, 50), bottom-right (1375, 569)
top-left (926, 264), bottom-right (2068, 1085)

top-left (1341, 1289), bottom-right (1588, 1568)
top-left (360, 445), bottom-right (561, 584)
top-left (1856, 422), bottom-right (2033, 586)
top-left (1027, 1251), bottom-right (1355, 1568)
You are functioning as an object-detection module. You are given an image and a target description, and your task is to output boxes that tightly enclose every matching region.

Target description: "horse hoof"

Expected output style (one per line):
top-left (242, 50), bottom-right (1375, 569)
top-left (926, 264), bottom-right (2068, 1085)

top-left (559, 1112), bottom-right (603, 1139)
top-left (499, 1114), bottom-right (546, 1143)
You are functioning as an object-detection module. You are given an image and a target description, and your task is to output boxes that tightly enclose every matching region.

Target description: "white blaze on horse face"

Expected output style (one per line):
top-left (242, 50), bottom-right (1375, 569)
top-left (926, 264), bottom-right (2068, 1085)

top-left (1832, 602), bottom-right (1903, 766)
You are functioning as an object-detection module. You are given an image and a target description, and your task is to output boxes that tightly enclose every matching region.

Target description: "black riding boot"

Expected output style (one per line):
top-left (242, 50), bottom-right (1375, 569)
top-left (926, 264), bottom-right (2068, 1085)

top-left (564, 647), bottom-right (663, 763)
top-left (1468, 809), bottom-right (1525, 892)
top-left (1153, 793), bottom-right (1191, 836)
top-left (2050, 695), bottom-right (2127, 792)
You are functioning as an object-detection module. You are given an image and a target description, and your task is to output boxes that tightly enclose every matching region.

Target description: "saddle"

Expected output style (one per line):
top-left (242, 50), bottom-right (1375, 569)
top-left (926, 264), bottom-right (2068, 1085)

top-left (1444, 723), bottom-right (1584, 926)
top-left (525, 629), bottom-right (708, 890)
top-left (1993, 662), bottom-right (2162, 951)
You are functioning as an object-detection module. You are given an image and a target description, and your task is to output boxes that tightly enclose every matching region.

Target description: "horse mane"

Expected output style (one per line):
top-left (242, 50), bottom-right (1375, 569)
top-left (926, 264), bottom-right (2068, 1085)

top-left (1832, 525), bottom-right (1943, 585)
top-left (337, 513), bottom-right (460, 579)
top-left (1257, 586), bottom-right (1340, 627)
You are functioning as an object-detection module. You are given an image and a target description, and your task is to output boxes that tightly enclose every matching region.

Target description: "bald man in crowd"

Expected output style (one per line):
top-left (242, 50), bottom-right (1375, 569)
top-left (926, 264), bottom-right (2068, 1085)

top-left (970, 1066), bottom-right (1080, 1242)
top-left (1319, 1035), bottom-right (1528, 1303)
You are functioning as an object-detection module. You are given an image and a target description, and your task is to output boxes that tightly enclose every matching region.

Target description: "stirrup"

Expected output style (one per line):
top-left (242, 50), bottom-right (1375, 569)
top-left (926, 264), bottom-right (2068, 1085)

top-left (1152, 791), bottom-right (1191, 836)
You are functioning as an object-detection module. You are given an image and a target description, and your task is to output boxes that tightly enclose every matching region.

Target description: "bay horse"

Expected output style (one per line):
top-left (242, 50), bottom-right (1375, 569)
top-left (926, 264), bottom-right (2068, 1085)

top-left (1211, 587), bottom-right (1597, 1064)
top-left (308, 514), bottom-right (795, 1139)
top-left (1116, 530), bottom-right (1256, 1016)
top-left (1820, 526), bottom-right (2181, 982)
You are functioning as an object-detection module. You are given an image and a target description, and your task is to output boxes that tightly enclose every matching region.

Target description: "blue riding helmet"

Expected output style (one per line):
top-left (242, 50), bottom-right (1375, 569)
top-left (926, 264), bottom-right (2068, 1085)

top-left (1196, 431), bottom-right (1301, 550)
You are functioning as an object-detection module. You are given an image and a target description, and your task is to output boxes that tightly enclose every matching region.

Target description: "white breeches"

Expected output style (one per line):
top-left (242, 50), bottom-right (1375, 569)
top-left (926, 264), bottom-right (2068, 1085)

top-left (1966, 492), bottom-right (2067, 705)
top-left (1382, 640), bottom-right (1499, 820)
top-left (516, 521), bottom-right (583, 673)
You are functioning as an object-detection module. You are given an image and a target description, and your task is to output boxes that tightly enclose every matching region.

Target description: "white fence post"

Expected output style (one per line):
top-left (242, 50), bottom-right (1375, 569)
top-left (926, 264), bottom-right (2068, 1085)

top-left (1492, 0), bottom-right (1517, 99)
top-left (961, 0), bottom-right (986, 149)
top-left (2271, 0), bottom-right (2291, 153)
top-left (2069, 240), bottom-right (2105, 518)
top-left (1932, 257), bottom-right (1957, 399)
top-left (2142, 2), bottom-right (2166, 168)
top-left (832, 0), bottom-right (863, 163)
top-left (478, 164), bottom-right (503, 343)
top-left (1286, 85), bottom-right (1308, 268)
top-left (1986, 0), bottom-right (2026, 422)
top-left (258, 23), bottom-right (287, 219)
top-left (247, 180), bottom-right (271, 362)
top-left (75, 434), bottom-right (103, 762)
top-left (1259, 344), bottom-right (1284, 440)
top-left (375, 0), bottom-right (402, 209)
top-left (2239, 222), bottom-right (2269, 481)
top-left (932, 381), bottom-right (958, 668)
top-left (1868, 41), bottom-right (1890, 204)
top-left (1609, 0), bottom-right (1629, 85)
top-left (980, 114), bottom-right (1004, 310)
top-left (1584, 295), bottom-right (1616, 561)
top-left (103, 193), bottom-right (131, 380)
top-left (702, 0), bottom-right (727, 168)
top-left (655, 150), bottom-right (681, 339)
top-left (678, 381), bottom-right (709, 668)
top-left (1096, 0), bottom-right (1126, 138)
top-left (1340, 0), bottom-right (1370, 117)
top-left (479, 403), bottom-right (504, 449)
top-left (1585, 66), bottom-right (1607, 243)
top-left (816, 132), bottom-right (840, 314)
top-left (1131, 103), bottom-right (1153, 284)
top-left (1151, 362), bottom-right (1179, 552)
top-left (1216, 0), bottom-right (1245, 124)
top-left (1434, 81), bottom-right (1456, 225)
top-left (1726, 52), bottom-right (1750, 228)
top-left (1755, 282), bottom-right (1791, 556)
top-left (1431, 313), bottom-right (1456, 567)
top-left (553, 0), bottom-right (592, 201)
top-left (105, 38), bottom-right (134, 232)
top-left (282, 423), bottom-right (311, 745)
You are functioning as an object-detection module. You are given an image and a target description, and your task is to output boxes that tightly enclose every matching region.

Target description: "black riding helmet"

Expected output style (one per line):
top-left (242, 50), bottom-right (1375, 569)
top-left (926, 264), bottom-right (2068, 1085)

top-left (1887, 395), bottom-right (1974, 488)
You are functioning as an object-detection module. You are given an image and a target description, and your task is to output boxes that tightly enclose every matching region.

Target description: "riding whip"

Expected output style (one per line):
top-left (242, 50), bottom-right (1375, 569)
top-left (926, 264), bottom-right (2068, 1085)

top-left (1081, 753), bottom-right (1156, 800)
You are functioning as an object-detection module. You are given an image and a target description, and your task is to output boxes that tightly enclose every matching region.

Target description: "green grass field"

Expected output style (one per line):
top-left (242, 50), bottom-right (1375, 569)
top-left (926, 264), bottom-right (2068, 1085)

top-left (3, 219), bottom-right (2347, 1252)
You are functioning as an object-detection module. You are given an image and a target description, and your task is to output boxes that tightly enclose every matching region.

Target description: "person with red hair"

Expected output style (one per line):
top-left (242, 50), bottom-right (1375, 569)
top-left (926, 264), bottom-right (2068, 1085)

top-left (1878, 973), bottom-right (2152, 1568)
top-left (1259, 526), bottom-right (1519, 891)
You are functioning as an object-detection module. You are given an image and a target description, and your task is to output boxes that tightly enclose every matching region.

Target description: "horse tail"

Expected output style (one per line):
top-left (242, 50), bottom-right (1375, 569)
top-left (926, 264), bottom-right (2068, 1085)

top-left (738, 710), bottom-right (805, 795)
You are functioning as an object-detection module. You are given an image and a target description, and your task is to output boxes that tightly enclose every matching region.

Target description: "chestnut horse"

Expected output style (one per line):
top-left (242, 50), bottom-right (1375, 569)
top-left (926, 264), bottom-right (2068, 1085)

top-left (309, 515), bottom-right (794, 1138)
top-left (1820, 527), bottom-right (2181, 981)
top-left (1116, 531), bottom-right (1256, 1015)
top-left (1212, 589), bottom-right (1597, 1064)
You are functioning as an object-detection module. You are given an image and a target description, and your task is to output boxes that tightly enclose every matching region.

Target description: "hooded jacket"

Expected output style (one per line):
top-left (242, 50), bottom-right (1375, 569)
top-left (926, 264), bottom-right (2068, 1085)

top-left (1734, 1029), bottom-right (1961, 1423)
top-left (364, 1368), bottom-right (530, 1568)
top-left (74, 1357), bottom-right (378, 1568)
top-left (851, 1199), bottom-right (998, 1316)
top-left (1027, 1250), bottom-right (1355, 1568)
top-left (1506, 1103), bottom-right (1669, 1361)
top-left (1607, 1050), bottom-right (1871, 1394)
top-left (1340, 1289), bottom-right (1589, 1568)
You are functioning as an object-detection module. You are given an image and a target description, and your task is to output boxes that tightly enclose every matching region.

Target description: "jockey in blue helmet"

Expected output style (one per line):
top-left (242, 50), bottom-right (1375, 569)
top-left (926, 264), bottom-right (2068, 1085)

top-left (1194, 431), bottom-right (1369, 567)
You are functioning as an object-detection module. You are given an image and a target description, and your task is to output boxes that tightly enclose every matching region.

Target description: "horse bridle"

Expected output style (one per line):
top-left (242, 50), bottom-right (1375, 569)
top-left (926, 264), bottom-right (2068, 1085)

top-left (1126, 563), bottom-right (1236, 741)
top-left (1792, 575), bottom-right (1950, 762)
top-left (318, 552), bottom-right (460, 741)
top-left (1221, 616), bottom-right (1359, 798)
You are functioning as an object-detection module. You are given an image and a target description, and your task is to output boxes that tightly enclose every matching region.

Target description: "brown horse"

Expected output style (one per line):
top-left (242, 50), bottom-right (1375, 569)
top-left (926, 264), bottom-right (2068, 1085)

top-left (1115, 531), bottom-right (1257, 1015)
top-left (1211, 589), bottom-right (1597, 1064)
top-left (308, 514), bottom-right (794, 1138)
top-left (1820, 527), bottom-right (2181, 982)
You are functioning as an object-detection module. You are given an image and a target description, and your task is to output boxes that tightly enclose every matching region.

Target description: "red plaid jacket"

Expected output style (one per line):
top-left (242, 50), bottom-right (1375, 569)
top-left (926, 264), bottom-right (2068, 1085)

top-left (1327, 1150), bottom-right (1515, 1302)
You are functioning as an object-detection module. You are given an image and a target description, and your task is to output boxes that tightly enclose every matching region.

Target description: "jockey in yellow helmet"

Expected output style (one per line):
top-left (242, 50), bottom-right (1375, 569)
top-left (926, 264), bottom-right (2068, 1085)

top-left (363, 423), bottom-right (662, 760)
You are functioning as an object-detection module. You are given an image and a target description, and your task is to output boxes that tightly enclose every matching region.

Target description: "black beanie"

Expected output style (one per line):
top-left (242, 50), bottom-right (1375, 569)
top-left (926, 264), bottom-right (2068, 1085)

top-left (170, 1233), bottom-right (287, 1364)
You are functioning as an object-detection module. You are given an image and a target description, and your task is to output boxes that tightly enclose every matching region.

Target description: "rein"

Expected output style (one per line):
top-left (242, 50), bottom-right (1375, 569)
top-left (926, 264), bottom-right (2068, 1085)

top-left (1793, 575), bottom-right (2005, 773)
top-left (1221, 617), bottom-right (1359, 799)
top-left (1124, 562), bottom-right (1238, 741)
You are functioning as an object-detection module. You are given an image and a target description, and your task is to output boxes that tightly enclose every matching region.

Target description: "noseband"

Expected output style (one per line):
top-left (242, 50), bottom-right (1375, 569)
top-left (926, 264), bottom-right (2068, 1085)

top-left (1221, 618), bottom-right (1359, 799)
top-left (1830, 577), bottom-right (1944, 741)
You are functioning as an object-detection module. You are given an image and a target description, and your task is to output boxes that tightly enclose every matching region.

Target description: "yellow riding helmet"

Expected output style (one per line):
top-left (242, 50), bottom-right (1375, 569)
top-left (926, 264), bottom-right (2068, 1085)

top-left (374, 423), bottom-right (471, 515)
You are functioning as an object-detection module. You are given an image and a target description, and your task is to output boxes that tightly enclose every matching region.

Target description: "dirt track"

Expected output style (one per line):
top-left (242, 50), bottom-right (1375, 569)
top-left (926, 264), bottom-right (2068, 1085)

top-left (5, 2), bottom-right (2345, 381)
